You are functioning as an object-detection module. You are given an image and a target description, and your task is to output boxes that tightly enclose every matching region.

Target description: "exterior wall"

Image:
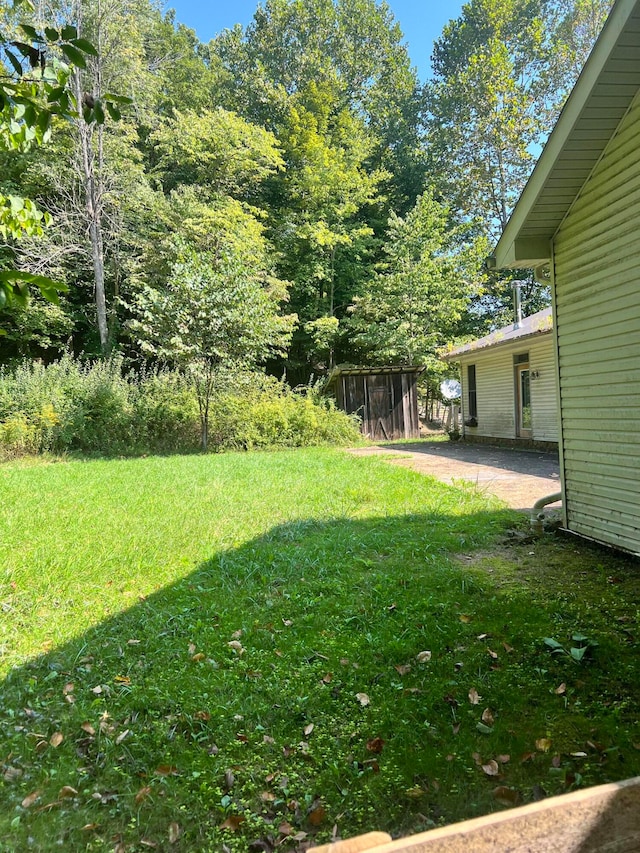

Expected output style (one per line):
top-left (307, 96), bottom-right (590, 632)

top-left (457, 335), bottom-right (558, 443)
top-left (553, 90), bottom-right (640, 554)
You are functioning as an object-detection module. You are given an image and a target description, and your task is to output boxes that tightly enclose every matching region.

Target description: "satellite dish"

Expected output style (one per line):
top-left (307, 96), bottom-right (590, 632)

top-left (440, 378), bottom-right (461, 400)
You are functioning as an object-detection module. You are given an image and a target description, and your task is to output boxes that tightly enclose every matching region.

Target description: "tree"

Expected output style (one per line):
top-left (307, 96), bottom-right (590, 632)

top-left (129, 244), bottom-right (295, 450)
top-left (0, 0), bottom-right (126, 310)
top-left (346, 191), bottom-right (483, 369)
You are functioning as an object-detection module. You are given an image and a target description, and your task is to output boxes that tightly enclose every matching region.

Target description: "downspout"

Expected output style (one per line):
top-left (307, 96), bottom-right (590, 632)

top-left (530, 492), bottom-right (562, 534)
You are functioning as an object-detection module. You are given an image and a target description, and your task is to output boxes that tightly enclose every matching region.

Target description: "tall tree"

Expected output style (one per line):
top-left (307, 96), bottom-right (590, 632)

top-left (346, 191), bottom-right (482, 369)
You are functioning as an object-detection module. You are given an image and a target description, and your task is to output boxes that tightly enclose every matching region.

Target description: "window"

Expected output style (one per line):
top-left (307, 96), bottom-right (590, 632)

top-left (467, 364), bottom-right (477, 422)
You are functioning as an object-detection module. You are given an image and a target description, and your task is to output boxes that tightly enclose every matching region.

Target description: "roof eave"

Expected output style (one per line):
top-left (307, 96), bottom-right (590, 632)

top-left (494, 0), bottom-right (638, 270)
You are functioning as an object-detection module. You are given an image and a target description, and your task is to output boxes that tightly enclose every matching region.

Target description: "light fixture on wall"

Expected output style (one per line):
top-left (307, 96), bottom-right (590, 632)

top-left (531, 370), bottom-right (540, 379)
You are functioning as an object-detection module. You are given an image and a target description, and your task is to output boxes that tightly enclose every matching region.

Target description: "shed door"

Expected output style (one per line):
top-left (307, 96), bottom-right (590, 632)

top-left (367, 377), bottom-right (393, 439)
top-left (515, 363), bottom-right (532, 438)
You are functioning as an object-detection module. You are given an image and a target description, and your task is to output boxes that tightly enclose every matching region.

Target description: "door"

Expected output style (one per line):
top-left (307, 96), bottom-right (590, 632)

top-left (515, 363), bottom-right (532, 438)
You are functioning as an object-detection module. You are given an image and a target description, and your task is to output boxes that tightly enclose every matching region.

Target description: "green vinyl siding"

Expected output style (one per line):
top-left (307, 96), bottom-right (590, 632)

top-left (553, 89), bottom-right (640, 554)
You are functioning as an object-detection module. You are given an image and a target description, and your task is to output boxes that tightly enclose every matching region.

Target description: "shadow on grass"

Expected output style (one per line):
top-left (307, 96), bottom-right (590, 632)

top-left (1, 508), bottom-right (639, 852)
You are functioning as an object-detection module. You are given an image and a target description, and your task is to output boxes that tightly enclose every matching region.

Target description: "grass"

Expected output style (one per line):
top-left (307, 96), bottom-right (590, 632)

top-left (0, 448), bottom-right (638, 852)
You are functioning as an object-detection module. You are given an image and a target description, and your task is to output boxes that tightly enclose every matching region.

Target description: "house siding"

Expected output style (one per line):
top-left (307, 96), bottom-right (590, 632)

top-left (458, 336), bottom-right (558, 443)
top-left (553, 90), bottom-right (640, 553)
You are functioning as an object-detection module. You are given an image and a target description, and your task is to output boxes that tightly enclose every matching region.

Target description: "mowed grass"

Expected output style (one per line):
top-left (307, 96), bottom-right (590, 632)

top-left (0, 448), bottom-right (639, 852)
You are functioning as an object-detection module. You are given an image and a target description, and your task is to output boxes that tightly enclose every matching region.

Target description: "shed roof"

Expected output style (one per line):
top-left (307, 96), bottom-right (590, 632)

top-left (492, 0), bottom-right (640, 269)
top-left (326, 364), bottom-right (424, 389)
top-left (442, 308), bottom-right (553, 360)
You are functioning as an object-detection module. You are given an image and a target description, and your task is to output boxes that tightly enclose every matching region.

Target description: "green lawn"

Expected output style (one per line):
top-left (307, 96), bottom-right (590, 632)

top-left (0, 448), bottom-right (638, 851)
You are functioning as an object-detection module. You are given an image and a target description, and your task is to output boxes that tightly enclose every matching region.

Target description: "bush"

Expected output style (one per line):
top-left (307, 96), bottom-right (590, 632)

top-left (0, 358), bottom-right (360, 457)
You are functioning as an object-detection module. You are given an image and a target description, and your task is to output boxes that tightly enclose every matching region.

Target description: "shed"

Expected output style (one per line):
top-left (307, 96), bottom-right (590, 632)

top-left (327, 366), bottom-right (423, 440)
top-left (442, 308), bottom-right (558, 448)
top-left (490, 0), bottom-right (640, 554)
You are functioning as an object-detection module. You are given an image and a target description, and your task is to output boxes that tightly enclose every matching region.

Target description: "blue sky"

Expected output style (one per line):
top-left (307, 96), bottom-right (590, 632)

top-left (163, 0), bottom-right (466, 81)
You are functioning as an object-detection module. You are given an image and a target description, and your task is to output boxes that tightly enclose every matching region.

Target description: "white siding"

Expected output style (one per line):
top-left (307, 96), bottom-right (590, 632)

top-left (457, 334), bottom-right (558, 442)
top-left (553, 91), bottom-right (640, 554)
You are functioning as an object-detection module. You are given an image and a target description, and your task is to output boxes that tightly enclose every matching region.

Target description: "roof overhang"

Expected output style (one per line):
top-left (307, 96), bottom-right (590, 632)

top-left (494, 0), bottom-right (640, 269)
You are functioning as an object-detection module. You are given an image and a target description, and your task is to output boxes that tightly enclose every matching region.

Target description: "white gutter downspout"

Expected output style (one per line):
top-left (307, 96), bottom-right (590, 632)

top-left (530, 492), bottom-right (563, 534)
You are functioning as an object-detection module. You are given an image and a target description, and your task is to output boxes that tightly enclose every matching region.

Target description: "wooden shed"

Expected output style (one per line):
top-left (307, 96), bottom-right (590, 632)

top-left (442, 308), bottom-right (558, 448)
top-left (327, 366), bottom-right (423, 440)
top-left (491, 0), bottom-right (640, 555)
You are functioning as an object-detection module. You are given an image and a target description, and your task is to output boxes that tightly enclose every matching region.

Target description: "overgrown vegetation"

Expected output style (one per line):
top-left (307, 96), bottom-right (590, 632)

top-left (0, 450), bottom-right (638, 851)
top-left (0, 356), bottom-right (360, 457)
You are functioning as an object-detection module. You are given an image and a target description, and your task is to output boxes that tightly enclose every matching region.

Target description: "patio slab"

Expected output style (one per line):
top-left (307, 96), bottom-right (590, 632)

top-left (348, 441), bottom-right (562, 512)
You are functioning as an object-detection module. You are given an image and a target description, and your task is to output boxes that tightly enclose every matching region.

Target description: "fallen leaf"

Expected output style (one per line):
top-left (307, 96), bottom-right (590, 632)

top-left (394, 664), bottom-right (411, 676)
top-left (231, 629), bottom-right (243, 639)
top-left (366, 737), bottom-right (385, 754)
top-left (114, 675), bottom-right (130, 684)
top-left (356, 692), bottom-right (370, 707)
top-left (571, 751), bottom-right (588, 758)
top-left (482, 760), bottom-right (500, 776)
top-left (279, 821), bottom-right (294, 836)
top-left (115, 729), bottom-right (130, 745)
top-left (168, 822), bottom-right (181, 843)
top-left (58, 786), bottom-right (78, 799)
top-left (188, 643), bottom-right (196, 655)
top-left (503, 642), bottom-right (514, 653)
top-left (80, 722), bottom-right (95, 736)
top-left (292, 832), bottom-right (308, 842)
top-left (274, 649), bottom-right (283, 657)
top-left (304, 723), bottom-right (315, 736)
top-left (487, 648), bottom-right (498, 659)
top-left (135, 786), bottom-right (152, 804)
top-left (194, 711), bottom-right (211, 721)
top-left (224, 770), bottom-right (235, 790)
top-left (263, 735), bottom-right (275, 745)
top-left (154, 766), bottom-right (179, 776)
top-left (191, 653), bottom-right (205, 662)
top-left (321, 672), bottom-right (333, 683)
top-left (340, 658), bottom-right (350, 666)
top-left (536, 738), bottom-right (552, 752)
top-left (81, 823), bottom-right (99, 831)
top-left (481, 708), bottom-right (494, 725)
top-left (416, 650), bottom-right (432, 663)
top-left (282, 619), bottom-right (293, 627)
top-left (555, 683), bottom-right (567, 695)
top-left (21, 790), bottom-right (42, 808)
top-left (63, 682), bottom-right (74, 695)
top-left (476, 723), bottom-right (493, 735)
top-left (260, 791), bottom-right (276, 802)
top-left (308, 805), bottom-right (326, 826)
top-left (219, 815), bottom-right (245, 831)
top-left (127, 639), bottom-right (140, 645)
top-left (477, 633), bottom-right (489, 640)
top-left (50, 732), bottom-right (64, 748)
top-left (236, 733), bottom-right (249, 743)
top-left (459, 614), bottom-right (472, 623)
top-left (520, 752), bottom-right (535, 763)
top-left (493, 786), bottom-right (521, 806)
top-left (468, 688), bottom-right (481, 705)
top-left (140, 840), bottom-right (157, 849)
top-left (4, 767), bottom-right (23, 782)
top-left (472, 752), bottom-right (482, 765)
top-left (227, 641), bottom-right (244, 655)
top-left (91, 685), bottom-right (103, 695)
top-left (496, 754), bottom-right (510, 764)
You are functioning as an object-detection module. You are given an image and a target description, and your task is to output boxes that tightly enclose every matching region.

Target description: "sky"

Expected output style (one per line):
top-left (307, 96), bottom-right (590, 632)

top-left (163, 0), bottom-right (467, 81)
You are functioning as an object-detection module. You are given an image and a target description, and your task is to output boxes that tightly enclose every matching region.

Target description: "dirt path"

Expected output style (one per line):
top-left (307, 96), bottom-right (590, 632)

top-left (348, 441), bottom-right (562, 512)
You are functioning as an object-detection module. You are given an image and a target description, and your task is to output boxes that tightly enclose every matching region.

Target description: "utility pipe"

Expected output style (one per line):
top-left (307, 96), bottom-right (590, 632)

top-left (530, 492), bottom-right (563, 534)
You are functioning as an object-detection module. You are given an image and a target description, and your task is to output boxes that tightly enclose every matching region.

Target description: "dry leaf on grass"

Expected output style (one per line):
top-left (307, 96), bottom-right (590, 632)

top-left (416, 650), bottom-right (432, 663)
top-left (468, 688), bottom-right (481, 705)
top-left (356, 692), bottom-right (370, 707)
top-left (481, 760), bottom-right (500, 776)
top-left (219, 815), bottom-right (245, 831)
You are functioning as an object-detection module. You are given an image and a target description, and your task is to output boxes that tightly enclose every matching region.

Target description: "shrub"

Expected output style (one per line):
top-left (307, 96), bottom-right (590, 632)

top-left (0, 359), bottom-right (360, 457)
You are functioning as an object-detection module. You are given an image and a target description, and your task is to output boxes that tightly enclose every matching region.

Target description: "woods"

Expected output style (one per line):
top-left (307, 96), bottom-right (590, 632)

top-left (0, 0), bottom-right (614, 392)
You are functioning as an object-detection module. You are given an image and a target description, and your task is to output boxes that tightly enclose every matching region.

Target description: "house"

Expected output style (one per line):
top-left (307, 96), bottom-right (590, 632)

top-left (489, 0), bottom-right (640, 554)
top-left (326, 365), bottom-right (423, 440)
top-left (442, 307), bottom-right (558, 448)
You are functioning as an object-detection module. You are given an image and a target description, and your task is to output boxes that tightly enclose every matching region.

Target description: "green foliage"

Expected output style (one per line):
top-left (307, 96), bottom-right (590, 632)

top-left (0, 356), bottom-right (358, 457)
top-left (129, 244), bottom-right (296, 449)
top-left (347, 191), bottom-right (483, 368)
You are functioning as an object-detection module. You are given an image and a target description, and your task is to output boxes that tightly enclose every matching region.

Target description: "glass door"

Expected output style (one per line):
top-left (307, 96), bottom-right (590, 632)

top-left (516, 363), bottom-right (532, 438)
